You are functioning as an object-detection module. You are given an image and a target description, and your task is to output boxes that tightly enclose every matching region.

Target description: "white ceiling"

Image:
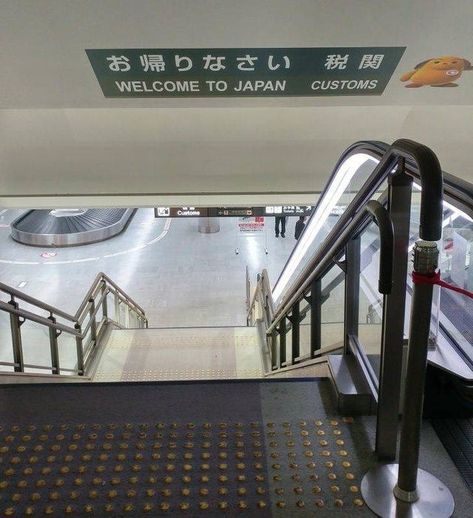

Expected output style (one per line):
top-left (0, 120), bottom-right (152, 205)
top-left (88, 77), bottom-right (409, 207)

top-left (1, 0), bottom-right (472, 207)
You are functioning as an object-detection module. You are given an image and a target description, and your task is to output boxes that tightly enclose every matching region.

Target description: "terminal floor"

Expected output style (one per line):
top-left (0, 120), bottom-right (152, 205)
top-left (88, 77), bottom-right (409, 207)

top-left (0, 209), bottom-right (296, 328)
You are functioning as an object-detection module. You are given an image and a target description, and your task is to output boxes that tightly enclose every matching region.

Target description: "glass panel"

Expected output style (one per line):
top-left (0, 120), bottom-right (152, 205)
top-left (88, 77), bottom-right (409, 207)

top-left (299, 299), bottom-right (311, 359)
top-left (20, 318), bottom-right (53, 373)
top-left (57, 332), bottom-right (79, 373)
top-left (438, 205), bottom-right (473, 358)
top-left (273, 152), bottom-right (380, 307)
top-left (321, 266), bottom-right (345, 349)
top-left (358, 222), bottom-right (383, 379)
top-left (0, 310), bottom-right (14, 371)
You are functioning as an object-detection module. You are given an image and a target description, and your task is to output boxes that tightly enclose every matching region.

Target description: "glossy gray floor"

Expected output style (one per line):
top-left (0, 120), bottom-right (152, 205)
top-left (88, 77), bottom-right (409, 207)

top-left (0, 208), bottom-right (296, 327)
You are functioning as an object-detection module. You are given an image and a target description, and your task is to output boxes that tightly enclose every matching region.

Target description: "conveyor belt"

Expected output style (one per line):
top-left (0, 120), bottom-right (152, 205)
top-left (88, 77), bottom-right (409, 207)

top-left (11, 209), bottom-right (135, 247)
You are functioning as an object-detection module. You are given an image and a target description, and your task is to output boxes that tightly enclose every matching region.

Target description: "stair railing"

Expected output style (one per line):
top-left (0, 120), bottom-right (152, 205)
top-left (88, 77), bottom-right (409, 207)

top-left (0, 272), bottom-right (147, 376)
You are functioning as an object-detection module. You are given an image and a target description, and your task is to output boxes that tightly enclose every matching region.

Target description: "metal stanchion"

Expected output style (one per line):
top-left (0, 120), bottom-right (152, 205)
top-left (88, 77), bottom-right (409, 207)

top-left (361, 241), bottom-right (454, 517)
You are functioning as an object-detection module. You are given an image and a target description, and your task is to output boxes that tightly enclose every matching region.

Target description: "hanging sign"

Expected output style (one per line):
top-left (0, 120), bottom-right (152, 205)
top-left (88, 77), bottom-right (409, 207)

top-left (86, 47), bottom-right (405, 98)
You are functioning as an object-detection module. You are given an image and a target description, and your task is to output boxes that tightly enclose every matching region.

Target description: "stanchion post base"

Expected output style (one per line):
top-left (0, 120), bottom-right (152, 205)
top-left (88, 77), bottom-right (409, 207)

top-left (361, 463), bottom-right (454, 518)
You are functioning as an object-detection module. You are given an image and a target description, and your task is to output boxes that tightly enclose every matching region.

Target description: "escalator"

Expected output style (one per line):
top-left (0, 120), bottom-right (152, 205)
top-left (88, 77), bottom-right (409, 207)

top-left (11, 209), bottom-right (135, 247)
top-left (1, 139), bottom-right (473, 516)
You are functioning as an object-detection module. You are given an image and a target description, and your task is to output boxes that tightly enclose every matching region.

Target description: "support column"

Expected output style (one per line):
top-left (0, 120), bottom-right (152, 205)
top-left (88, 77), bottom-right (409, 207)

top-left (198, 217), bottom-right (220, 234)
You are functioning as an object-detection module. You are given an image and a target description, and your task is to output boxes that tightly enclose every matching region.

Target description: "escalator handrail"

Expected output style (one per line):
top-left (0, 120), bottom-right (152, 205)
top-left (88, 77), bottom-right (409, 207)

top-left (269, 140), bottom-right (447, 333)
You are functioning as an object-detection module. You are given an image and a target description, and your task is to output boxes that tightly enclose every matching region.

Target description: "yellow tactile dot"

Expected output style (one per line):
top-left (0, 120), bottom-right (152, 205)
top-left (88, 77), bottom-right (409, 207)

top-left (126, 489), bottom-right (137, 498)
top-left (276, 501), bottom-right (286, 508)
top-left (309, 474), bottom-right (319, 481)
top-left (103, 504), bottom-right (114, 513)
top-left (69, 491), bottom-right (80, 500)
top-left (350, 485), bottom-right (359, 492)
top-left (334, 499), bottom-right (344, 507)
top-left (30, 493), bottom-right (41, 502)
top-left (49, 491), bottom-right (60, 501)
top-left (162, 489), bottom-right (173, 497)
top-left (238, 501), bottom-right (248, 509)
top-left (317, 430), bottom-right (325, 436)
top-left (201, 452), bottom-right (211, 460)
top-left (36, 480), bottom-right (46, 488)
top-left (255, 474), bottom-right (265, 482)
top-left (122, 503), bottom-right (134, 512)
top-left (315, 498), bottom-right (325, 507)
top-left (129, 476), bottom-right (139, 484)
top-left (199, 501), bottom-right (209, 510)
top-left (179, 502), bottom-right (190, 511)
top-left (184, 452), bottom-right (193, 459)
top-left (354, 498), bottom-right (364, 506)
top-left (218, 487), bottom-right (228, 495)
top-left (346, 472), bottom-right (355, 480)
top-left (218, 452), bottom-right (227, 459)
top-left (286, 441), bottom-right (295, 448)
top-left (11, 493), bottom-right (21, 502)
top-left (44, 505), bottom-right (55, 515)
top-left (328, 472), bottom-right (337, 480)
top-left (151, 452), bottom-right (160, 460)
top-left (333, 429), bottom-right (342, 436)
top-left (218, 474), bottom-right (228, 483)
top-left (201, 463), bottom-right (210, 471)
top-left (89, 490), bottom-right (99, 499)
top-left (321, 450), bottom-right (331, 457)
top-left (181, 488), bottom-right (190, 496)
top-left (164, 476), bottom-right (173, 484)
top-left (199, 488), bottom-right (209, 496)
top-left (0, 446), bottom-right (9, 453)
top-left (331, 485), bottom-right (340, 493)
top-left (218, 501), bottom-right (229, 510)
top-left (4, 508), bottom-right (15, 517)
top-left (132, 464), bottom-right (141, 472)
top-left (110, 477), bottom-right (121, 485)
top-left (274, 487), bottom-right (284, 496)
top-left (1, 481), bottom-right (9, 489)
top-left (219, 463), bottom-right (228, 470)
top-left (107, 490), bottom-right (118, 499)
top-left (159, 502), bottom-right (170, 511)
top-left (5, 468), bottom-right (15, 476)
top-left (237, 487), bottom-right (247, 496)
top-left (182, 475), bottom-right (191, 483)
top-left (202, 442), bottom-right (211, 449)
top-left (237, 474), bottom-right (246, 482)
top-left (148, 476), bottom-right (157, 484)
top-left (143, 502), bottom-right (154, 513)
top-left (24, 507), bottom-right (35, 516)
top-left (16, 446), bottom-right (26, 453)
top-left (33, 446), bottom-right (43, 453)
top-left (339, 450), bottom-right (348, 457)
top-left (270, 452), bottom-right (279, 459)
top-left (325, 461), bottom-right (334, 469)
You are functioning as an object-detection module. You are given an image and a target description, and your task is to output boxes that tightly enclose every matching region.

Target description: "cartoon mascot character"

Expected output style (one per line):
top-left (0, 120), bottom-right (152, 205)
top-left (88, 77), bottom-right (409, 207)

top-left (400, 56), bottom-right (472, 87)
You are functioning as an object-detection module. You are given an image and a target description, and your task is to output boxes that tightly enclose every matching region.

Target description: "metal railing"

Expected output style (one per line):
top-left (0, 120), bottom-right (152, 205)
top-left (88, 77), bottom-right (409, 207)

top-left (0, 272), bottom-right (148, 376)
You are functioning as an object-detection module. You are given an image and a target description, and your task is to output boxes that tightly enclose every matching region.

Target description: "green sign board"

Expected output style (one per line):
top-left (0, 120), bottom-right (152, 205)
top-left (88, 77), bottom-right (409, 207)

top-left (86, 47), bottom-right (405, 98)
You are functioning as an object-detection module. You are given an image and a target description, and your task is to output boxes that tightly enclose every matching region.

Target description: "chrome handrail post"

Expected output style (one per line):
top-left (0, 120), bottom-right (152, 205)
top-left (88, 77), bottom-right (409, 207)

top-left (89, 298), bottom-right (97, 343)
top-left (47, 314), bottom-right (60, 375)
top-left (101, 281), bottom-right (108, 320)
top-left (75, 323), bottom-right (84, 375)
top-left (8, 298), bottom-right (24, 372)
top-left (114, 293), bottom-right (120, 325)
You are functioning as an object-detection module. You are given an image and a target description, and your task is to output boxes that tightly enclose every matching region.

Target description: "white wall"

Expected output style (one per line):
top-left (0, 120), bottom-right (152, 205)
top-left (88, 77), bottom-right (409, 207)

top-left (1, 1), bottom-right (472, 207)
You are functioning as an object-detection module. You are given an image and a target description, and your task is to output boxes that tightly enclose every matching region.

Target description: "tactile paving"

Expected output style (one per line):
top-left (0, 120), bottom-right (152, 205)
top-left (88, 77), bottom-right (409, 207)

top-left (0, 418), bottom-right (367, 516)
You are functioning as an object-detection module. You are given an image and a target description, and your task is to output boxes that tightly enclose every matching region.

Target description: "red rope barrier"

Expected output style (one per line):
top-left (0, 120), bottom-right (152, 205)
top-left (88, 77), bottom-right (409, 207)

top-left (412, 271), bottom-right (473, 300)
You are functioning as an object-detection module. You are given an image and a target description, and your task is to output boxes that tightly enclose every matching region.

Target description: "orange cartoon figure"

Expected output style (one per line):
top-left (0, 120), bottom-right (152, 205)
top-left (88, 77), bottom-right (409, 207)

top-left (400, 56), bottom-right (472, 87)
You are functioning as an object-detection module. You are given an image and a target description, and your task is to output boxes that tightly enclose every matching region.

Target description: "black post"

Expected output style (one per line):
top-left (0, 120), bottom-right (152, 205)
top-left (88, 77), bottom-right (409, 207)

top-left (310, 279), bottom-right (321, 356)
top-left (376, 165), bottom-right (413, 460)
top-left (344, 238), bottom-right (360, 352)
top-left (279, 318), bottom-right (286, 367)
top-left (291, 302), bottom-right (300, 363)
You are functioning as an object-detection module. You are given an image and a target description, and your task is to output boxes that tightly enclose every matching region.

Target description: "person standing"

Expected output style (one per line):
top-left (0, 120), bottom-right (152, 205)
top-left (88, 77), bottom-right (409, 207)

top-left (294, 216), bottom-right (306, 240)
top-left (275, 216), bottom-right (287, 238)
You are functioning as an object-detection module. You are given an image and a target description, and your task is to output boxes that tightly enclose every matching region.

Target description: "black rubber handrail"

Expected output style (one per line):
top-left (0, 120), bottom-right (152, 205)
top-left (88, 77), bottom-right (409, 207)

top-left (365, 200), bottom-right (394, 295)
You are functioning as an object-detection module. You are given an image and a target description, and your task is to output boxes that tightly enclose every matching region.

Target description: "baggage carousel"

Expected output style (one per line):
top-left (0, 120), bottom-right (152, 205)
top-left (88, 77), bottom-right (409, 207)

top-left (10, 208), bottom-right (135, 247)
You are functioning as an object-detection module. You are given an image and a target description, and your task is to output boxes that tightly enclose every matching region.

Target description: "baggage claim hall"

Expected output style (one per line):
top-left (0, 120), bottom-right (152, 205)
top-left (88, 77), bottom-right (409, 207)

top-left (1, 2), bottom-right (473, 517)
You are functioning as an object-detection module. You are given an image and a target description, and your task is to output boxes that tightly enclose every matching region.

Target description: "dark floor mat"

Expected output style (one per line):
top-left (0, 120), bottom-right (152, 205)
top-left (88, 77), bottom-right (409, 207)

top-left (0, 379), bottom-right (374, 517)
